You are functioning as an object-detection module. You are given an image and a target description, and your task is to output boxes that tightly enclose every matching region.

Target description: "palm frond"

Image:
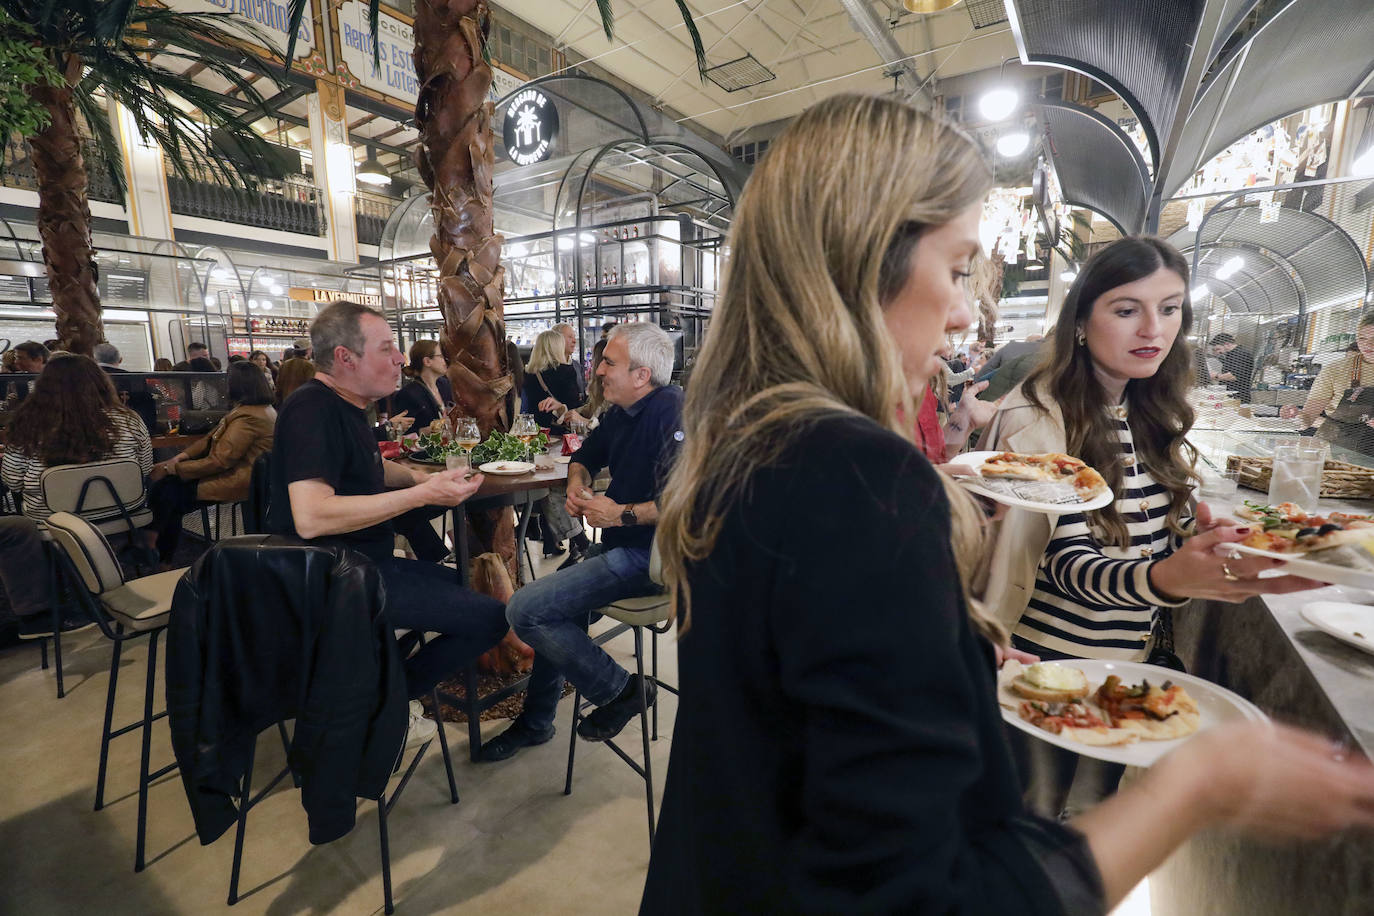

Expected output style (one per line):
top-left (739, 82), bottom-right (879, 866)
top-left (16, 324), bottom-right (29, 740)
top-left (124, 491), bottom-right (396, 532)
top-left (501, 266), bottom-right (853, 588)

top-left (595, 0), bottom-right (615, 40)
top-left (282, 0), bottom-right (313, 71)
top-left (71, 84), bottom-right (127, 201)
top-left (91, 0), bottom-right (139, 43)
top-left (671, 0), bottom-right (708, 77)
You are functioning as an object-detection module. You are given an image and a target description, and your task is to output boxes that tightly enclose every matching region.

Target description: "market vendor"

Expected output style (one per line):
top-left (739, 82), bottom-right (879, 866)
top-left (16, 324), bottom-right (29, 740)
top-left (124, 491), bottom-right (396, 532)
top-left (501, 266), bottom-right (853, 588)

top-left (1282, 312), bottom-right (1374, 454)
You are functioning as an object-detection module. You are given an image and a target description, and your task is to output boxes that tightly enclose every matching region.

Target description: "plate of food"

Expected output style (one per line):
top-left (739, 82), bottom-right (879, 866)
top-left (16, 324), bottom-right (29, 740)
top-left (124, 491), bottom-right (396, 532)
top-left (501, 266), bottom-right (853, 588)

top-left (404, 448), bottom-right (447, 465)
top-left (478, 460), bottom-right (535, 476)
top-left (997, 658), bottom-right (1267, 766)
top-left (1301, 601), bottom-right (1374, 657)
top-left (1225, 501), bottom-right (1374, 589)
top-left (947, 451), bottom-right (1113, 513)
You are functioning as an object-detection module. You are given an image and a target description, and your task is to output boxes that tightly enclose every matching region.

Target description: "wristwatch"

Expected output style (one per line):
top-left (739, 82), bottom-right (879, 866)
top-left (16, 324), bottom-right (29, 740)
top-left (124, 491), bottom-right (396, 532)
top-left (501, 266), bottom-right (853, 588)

top-left (620, 504), bottom-right (638, 527)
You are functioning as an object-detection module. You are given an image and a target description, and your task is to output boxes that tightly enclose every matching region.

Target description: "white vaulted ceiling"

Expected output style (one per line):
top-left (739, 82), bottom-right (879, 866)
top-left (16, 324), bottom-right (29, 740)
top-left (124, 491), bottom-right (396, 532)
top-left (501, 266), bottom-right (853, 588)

top-left (494, 0), bottom-right (1018, 143)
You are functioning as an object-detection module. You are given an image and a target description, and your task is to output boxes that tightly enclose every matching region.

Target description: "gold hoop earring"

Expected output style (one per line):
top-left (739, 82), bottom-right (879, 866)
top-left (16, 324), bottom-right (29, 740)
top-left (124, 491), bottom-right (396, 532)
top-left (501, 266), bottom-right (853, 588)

top-left (1076, 328), bottom-right (1087, 346)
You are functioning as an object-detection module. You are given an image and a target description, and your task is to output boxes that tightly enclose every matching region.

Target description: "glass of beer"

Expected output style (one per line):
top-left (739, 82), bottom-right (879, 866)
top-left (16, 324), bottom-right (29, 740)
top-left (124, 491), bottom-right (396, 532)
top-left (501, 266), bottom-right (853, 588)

top-left (454, 417), bottom-right (480, 470)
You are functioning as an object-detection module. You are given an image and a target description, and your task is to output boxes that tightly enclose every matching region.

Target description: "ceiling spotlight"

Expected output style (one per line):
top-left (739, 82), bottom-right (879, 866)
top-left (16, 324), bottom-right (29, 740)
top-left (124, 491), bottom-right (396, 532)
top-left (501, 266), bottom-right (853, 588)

top-left (356, 146), bottom-right (392, 187)
top-left (248, 299), bottom-right (259, 309)
top-left (979, 87), bottom-right (1019, 122)
top-left (1060, 270), bottom-right (1077, 282)
top-left (1191, 284), bottom-right (1210, 300)
top-left (203, 294), bottom-right (215, 307)
top-left (1215, 255), bottom-right (1245, 280)
top-left (996, 132), bottom-right (1031, 157)
top-left (257, 276), bottom-right (274, 288)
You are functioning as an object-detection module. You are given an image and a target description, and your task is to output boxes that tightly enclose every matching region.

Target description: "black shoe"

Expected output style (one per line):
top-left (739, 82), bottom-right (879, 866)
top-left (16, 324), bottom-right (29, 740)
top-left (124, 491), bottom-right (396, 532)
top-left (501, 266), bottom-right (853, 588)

top-left (477, 720), bottom-right (557, 762)
top-left (556, 541), bottom-right (586, 571)
top-left (577, 676), bottom-right (656, 742)
top-left (17, 613), bottom-right (95, 640)
top-left (542, 541), bottom-right (566, 559)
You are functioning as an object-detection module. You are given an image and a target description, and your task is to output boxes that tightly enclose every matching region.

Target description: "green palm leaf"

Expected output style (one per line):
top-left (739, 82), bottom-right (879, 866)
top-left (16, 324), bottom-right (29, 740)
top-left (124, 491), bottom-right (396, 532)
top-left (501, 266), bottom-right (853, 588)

top-left (595, 0), bottom-right (707, 77)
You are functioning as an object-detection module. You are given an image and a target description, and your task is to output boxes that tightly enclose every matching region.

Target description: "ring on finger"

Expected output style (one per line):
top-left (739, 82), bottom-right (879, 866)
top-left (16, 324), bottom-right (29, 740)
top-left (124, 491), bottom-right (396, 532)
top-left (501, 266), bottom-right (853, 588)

top-left (1222, 560), bottom-right (1241, 582)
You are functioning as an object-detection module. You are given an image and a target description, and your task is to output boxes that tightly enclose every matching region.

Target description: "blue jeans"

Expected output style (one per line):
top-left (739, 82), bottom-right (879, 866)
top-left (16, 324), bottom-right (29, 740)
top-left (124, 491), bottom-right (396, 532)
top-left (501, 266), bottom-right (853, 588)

top-left (506, 545), bottom-right (658, 730)
top-left (378, 557), bottom-right (508, 700)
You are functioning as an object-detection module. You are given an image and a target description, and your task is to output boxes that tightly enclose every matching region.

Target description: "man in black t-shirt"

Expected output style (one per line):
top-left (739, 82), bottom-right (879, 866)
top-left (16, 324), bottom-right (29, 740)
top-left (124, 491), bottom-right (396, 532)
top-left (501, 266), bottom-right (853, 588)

top-left (269, 301), bottom-right (509, 720)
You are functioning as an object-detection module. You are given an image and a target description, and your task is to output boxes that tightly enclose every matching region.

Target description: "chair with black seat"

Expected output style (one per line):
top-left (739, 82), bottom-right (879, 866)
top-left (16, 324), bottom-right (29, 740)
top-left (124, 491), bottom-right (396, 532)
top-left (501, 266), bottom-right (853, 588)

top-left (167, 535), bottom-right (457, 914)
top-left (242, 452), bottom-right (272, 535)
top-left (563, 538), bottom-right (677, 842)
top-left (43, 511), bottom-right (188, 872)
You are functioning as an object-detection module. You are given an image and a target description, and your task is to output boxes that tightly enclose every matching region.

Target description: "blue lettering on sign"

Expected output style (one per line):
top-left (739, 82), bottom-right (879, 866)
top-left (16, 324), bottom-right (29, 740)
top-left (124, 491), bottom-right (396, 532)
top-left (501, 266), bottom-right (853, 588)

top-left (233, 0), bottom-right (312, 45)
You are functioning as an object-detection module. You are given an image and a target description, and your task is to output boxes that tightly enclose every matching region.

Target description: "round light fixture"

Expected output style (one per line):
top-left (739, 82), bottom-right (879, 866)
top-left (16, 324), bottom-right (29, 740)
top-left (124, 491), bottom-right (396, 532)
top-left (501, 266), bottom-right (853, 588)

top-left (979, 87), bottom-right (1019, 122)
top-left (1060, 270), bottom-right (1078, 282)
top-left (203, 294), bottom-right (215, 307)
top-left (356, 147), bottom-right (392, 187)
top-left (996, 132), bottom-right (1030, 157)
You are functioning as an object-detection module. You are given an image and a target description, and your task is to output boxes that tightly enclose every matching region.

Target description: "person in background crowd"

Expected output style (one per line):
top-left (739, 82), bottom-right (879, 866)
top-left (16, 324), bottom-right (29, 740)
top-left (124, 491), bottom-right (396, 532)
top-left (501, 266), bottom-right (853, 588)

top-left (600, 321), bottom-right (617, 340)
top-left (1, 354), bottom-right (152, 526)
top-left (640, 93), bottom-right (1374, 916)
top-left (187, 341), bottom-right (209, 362)
top-left (154, 358), bottom-right (175, 372)
top-left (274, 357), bottom-right (316, 406)
top-left (1, 350), bottom-right (18, 373)
top-left (226, 354), bottom-right (245, 364)
top-left (978, 236), bottom-right (1322, 818)
top-left (268, 300), bottom-right (515, 742)
top-left (248, 350), bottom-right (274, 387)
top-left (280, 346), bottom-right (297, 364)
top-left (552, 322), bottom-right (585, 397)
top-left (12, 341), bottom-right (49, 374)
top-left (1282, 312), bottom-right (1374, 445)
top-left (94, 342), bottom-right (158, 434)
top-left (139, 361), bottom-right (276, 568)
top-left (392, 340), bottom-right (452, 432)
top-left (41, 339), bottom-right (60, 352)
top-left (1208, 332), bottom-right (1254, 400)
top-left (209, 357), bottom-right (222, 370)
top-left (482, 323), bottom-right (683, 762)
top-left (525, 329), bottom-right (586, 435)
top-left (940, 340), bottom-right (975, 403)
top-left (292, 337), bottom-right (313, 360)
top-left (579, 338), bottom-right (611, 422)
top-left (522, 329), bottom-right (592, 560)
top-left (505, 339), bottom-right (526, 417)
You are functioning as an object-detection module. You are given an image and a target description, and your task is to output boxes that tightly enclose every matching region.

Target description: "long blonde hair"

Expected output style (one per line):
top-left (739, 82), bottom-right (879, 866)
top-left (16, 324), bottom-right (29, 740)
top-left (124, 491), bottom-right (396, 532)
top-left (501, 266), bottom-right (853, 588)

top-left (657, 93), bottom-right (1003, 641)
top-left (526, 329), bottom-right (566, 375)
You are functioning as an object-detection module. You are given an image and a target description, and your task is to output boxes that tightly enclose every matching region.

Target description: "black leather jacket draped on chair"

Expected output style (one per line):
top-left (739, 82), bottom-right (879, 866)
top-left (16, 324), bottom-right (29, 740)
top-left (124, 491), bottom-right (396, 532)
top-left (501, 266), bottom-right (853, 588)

top-left (166, 536), bottom-right (407, 846)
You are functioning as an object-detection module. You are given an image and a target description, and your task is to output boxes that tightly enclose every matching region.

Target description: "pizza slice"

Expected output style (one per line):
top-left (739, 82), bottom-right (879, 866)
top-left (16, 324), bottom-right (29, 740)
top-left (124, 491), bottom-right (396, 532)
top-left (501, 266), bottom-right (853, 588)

top-left (1093, 675), bottom-right (1200, 741)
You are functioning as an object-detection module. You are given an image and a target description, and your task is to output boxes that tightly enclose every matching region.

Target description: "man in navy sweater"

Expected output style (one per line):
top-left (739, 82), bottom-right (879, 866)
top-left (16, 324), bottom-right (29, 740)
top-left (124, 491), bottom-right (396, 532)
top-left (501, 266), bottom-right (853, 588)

top-left (480, 323), bottom-right (684, 761)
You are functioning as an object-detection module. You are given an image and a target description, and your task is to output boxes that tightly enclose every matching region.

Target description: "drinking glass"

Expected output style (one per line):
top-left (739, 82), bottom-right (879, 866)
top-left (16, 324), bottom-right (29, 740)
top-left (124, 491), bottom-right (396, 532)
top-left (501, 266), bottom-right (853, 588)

top-left (454, 417), bottom-right (480, 470)
top-left (1268, 439), bottom-right (1327, 512)
top-left (512, 413), bottom-right (539, 461)
top-left (1197, 469), bottom-right (1240, 509)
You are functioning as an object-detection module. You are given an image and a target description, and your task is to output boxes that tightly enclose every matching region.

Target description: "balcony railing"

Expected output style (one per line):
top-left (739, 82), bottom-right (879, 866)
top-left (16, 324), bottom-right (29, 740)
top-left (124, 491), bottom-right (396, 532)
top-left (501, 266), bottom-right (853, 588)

top-left (355, 191), bottom-right (398, 246)
top-left (1, 136), bottom-right (122, 203)
top-left (167, 174), bottom-right (327, 236)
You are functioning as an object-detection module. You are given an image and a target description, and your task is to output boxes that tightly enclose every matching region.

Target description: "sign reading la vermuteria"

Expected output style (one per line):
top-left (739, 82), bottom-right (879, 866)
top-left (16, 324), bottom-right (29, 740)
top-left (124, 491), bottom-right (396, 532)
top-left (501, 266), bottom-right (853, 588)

top-left (503, 89), bottom-right (559, 166)
top-left (289, 287), bottom-right (382, 308)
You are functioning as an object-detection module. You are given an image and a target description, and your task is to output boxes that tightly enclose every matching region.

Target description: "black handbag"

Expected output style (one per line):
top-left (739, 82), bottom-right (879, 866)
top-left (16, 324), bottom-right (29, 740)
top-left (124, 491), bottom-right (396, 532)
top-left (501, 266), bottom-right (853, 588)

top-left (1146, 605), bottom-right (1187, 673)
top-left (179, 409), bottom-right (226, 435)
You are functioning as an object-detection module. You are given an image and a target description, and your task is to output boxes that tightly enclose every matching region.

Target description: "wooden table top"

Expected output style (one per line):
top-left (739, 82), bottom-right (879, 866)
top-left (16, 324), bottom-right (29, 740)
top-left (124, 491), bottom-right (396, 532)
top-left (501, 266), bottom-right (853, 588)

top-left (397, 457), bottom-right (570, 499)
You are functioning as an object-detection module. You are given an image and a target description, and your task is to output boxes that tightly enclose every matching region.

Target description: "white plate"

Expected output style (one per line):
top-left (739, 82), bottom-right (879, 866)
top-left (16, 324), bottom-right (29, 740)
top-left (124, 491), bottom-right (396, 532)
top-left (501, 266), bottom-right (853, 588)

top-left (477, 461), bottom-right (535, 476)
top-left (999, 659), bottom-right (1268, 766)
top-left (1301, 601), bottom-right (1374, 656)
top-left (947, 450), bottom-right (1114, 514)
top-left (555, 455), bottom-right (571, 464)
top-left (1224, 542), bottom-right (1374, 590)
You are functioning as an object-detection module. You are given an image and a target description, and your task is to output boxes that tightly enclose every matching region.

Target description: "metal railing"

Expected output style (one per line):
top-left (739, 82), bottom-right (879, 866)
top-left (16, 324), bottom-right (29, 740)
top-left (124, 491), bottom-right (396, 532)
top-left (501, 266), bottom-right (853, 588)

top-left (1, 136), bottom-right (121, 203)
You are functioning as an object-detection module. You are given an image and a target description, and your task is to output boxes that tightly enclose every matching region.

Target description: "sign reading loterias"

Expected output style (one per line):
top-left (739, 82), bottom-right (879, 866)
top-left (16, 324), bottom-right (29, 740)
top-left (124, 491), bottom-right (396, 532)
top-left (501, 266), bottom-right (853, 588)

top-left (165, 0), bottom-right (315, 60)
top-left (336, 1), bottom-right (418, 104)
top-left (502, 89), bottom-right (560, 167)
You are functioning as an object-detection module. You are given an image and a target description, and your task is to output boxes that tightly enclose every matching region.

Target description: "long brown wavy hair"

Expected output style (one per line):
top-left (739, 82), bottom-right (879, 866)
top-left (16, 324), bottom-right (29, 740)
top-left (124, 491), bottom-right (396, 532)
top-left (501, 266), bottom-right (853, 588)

top-left (1021, 236), bottom-right (1199, 547)
top-left (7, 354), bottom-right (135, 465)
top-left (656, 93), bottom-right (1003, 640)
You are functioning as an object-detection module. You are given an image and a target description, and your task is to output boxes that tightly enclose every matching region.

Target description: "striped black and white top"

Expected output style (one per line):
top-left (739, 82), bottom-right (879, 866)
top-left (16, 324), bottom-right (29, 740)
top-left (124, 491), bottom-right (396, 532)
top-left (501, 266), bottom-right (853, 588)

top-left (1011, 404), bottom-right (1188, 661)
top-left (1, 409), bottom-right (152, 521)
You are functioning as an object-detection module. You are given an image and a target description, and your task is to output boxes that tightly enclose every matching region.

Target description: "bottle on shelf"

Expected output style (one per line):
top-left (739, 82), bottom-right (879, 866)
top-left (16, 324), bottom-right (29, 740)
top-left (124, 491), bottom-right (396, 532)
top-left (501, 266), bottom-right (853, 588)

top-left (632, 225), bottom-right (640, 239)
top-left (610, 266), bottom-right (618, 286)
top-left (628, 264), bottom-right (638, 285)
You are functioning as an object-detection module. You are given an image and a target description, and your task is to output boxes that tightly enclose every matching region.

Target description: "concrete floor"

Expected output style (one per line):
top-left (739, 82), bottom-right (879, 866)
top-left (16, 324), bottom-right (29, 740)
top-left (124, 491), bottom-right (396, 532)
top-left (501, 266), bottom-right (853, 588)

top-left (0, 550), bottom-right (675, 915)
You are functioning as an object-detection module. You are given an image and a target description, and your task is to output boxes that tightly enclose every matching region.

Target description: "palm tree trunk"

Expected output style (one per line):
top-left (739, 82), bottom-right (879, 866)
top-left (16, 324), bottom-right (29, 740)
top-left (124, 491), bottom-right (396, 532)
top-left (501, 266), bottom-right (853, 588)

top-left (30, 55), bottom-right (104, 356)
top-left (413, 0), bottom-right (510, 437)
top-left (413, 0), bottom-right (517, 578)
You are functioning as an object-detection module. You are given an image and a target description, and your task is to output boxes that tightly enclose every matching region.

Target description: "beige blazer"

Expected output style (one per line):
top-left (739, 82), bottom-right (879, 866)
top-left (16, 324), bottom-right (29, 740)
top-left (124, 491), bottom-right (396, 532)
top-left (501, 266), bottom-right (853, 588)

top-left (971, 384), bottom-right (1066, 632)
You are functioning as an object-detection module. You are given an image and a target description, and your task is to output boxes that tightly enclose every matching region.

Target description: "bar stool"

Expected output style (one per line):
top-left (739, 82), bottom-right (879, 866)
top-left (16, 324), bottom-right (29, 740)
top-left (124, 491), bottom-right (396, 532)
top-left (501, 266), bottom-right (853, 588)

top-left (562, 541), bottom-right (677, 842)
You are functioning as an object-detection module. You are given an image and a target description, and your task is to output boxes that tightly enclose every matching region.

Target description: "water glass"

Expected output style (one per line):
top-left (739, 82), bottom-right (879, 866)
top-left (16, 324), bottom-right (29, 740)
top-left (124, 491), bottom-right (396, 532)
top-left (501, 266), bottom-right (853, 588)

top-left (446, 452), bottom-right (468, 473)
top-left (1268, 439), bottom-right (1327, 512)
top-left (1197, 469), bottom-right (1239, 508)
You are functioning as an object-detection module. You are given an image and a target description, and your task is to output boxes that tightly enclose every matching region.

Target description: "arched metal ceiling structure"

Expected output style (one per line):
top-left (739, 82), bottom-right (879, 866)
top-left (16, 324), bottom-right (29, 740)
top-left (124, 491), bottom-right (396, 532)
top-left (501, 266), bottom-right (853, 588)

top-left (1159, 0), bottom-right (1374, 199)
top-left (1035, 99), bottom-right (1151, 234)
top-left (1167, 204), bottom-right (1368, 317)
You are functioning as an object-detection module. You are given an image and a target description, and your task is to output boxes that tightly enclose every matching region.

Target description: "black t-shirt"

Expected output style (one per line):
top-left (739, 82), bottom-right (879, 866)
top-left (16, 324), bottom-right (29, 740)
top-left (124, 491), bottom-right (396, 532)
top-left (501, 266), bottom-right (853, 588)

top-left (268, 379), bottom-right (394, 563)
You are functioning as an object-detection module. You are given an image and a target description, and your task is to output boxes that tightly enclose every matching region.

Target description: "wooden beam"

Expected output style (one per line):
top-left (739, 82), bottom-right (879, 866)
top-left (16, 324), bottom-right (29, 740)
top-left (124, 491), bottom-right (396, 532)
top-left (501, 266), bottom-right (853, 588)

top-left (349, 113), bottom-right (381, 130)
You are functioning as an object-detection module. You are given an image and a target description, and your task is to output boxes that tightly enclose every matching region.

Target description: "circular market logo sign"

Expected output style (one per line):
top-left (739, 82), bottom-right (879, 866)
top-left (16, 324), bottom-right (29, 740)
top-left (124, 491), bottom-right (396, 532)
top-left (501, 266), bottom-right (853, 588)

top-left (503, 89), bottom-right (559, 166)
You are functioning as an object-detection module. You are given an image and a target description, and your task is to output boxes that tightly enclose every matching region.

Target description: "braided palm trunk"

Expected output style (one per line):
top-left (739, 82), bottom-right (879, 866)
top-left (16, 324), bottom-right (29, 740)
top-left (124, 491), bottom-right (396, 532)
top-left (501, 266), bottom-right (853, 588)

top-left (413, 0), bottom-right (517, 578)
top-left (30, 55), bottom-right (104, 356)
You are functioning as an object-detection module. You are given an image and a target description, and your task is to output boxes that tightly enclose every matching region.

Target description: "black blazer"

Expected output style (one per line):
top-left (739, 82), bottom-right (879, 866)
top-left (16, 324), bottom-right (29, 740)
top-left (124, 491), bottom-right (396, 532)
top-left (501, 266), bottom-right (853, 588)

top-left (166, 536), bottom-right (407, 846)
top-left (391, 378), bottom-right (449, 432)
top-left (639, 414), bottom-right (1102, 914)
top-left (523, 363), bottom-right (584, 433)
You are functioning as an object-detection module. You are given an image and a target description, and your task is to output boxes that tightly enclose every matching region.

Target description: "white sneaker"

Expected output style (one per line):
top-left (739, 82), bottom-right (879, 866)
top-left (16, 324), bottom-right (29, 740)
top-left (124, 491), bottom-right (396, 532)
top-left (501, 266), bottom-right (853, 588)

top-left (405, 700), bottom-right (438, 750)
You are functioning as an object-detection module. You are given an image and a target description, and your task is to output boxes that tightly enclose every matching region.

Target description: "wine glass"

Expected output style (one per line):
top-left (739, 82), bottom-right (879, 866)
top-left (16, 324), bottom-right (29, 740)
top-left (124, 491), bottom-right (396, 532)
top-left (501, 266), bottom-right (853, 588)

top-left (454, 417), bottom-right (480, 470)
top-left (512, 414), bottom-right (538, 462)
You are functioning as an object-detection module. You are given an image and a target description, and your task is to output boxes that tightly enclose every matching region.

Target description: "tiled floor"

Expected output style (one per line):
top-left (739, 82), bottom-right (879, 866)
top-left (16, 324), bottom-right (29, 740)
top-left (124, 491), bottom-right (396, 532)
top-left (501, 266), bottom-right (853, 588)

top-left (0, 549), bottom-right (675, 915)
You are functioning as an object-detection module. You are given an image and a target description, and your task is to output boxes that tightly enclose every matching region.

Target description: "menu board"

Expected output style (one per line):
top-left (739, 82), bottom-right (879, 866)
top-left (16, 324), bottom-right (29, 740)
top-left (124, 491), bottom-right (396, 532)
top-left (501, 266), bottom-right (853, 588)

top-left (0, 275), bottom-right (32, 303)
top-left (100, 270), bottom-right (149, 303)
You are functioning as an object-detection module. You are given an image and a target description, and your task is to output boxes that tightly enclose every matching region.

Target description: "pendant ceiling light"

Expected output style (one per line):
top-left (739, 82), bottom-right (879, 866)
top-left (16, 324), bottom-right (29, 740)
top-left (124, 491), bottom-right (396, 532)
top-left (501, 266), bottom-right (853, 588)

top-left (356, 146), bottom-right (392, 187)
top-left (903, 0), bottom-right (962, 11)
